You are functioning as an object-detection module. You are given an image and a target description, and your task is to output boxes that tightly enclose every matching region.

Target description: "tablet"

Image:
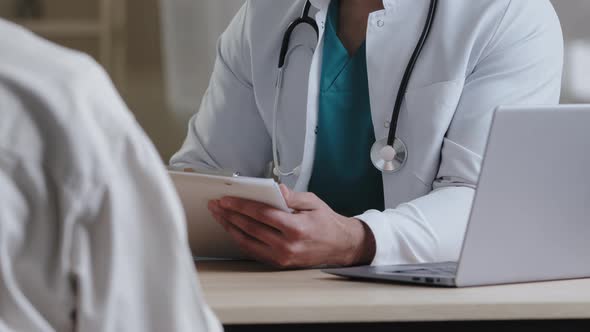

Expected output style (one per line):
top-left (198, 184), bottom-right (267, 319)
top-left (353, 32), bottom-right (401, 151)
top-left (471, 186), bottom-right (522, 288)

top-left (169, 171), bottom-right (289, 259)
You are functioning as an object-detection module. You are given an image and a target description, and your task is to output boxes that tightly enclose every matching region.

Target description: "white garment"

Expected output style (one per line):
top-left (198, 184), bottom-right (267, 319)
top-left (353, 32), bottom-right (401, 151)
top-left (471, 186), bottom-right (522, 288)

top-left (0, 20), bottom-right (221, 332)
top-left (171, 0), bottom-right (564, 266)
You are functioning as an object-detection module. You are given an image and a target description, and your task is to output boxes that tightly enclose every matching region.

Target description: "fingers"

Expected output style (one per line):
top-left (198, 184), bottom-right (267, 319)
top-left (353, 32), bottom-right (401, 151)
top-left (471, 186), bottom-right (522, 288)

top-left (209, 200), bottom-right (284, 247)
top-left (223, 220), bottom-right (301, 269)
top-left (279, 184), bottom-right (325, 211)
top-left (209, 201), bottom-right (297, 268)
top-left (217, 197), bottom-right (292, 232)
top-left (221, 218), bottom-right (279, 264)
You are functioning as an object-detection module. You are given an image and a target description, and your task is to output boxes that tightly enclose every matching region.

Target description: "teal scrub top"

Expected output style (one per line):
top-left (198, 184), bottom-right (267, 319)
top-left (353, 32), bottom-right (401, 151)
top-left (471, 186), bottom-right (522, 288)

top-left (308, 0), bottom-right (385, 217)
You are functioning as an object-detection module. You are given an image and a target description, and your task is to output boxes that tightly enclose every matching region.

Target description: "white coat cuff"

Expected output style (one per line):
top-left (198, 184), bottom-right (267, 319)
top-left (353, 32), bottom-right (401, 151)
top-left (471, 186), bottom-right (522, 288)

top-left (355, 210), bottom-right (400, 267)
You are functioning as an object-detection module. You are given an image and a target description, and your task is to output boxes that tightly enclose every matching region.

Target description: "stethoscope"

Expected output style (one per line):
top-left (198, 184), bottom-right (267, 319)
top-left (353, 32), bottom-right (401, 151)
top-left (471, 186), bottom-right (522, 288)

top-left (273, 0), bottom-right (438, 177)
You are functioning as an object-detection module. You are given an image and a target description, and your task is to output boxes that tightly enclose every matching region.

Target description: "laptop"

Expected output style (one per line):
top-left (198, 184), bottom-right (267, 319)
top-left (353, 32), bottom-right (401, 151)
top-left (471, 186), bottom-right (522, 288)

top-left (323, 105), bottom-right (590, 287)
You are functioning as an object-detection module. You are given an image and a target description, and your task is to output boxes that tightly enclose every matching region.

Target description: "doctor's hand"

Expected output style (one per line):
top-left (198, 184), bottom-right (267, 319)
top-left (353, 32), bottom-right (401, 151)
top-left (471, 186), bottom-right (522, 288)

top-left (208, 185), bottom-right (376, 268)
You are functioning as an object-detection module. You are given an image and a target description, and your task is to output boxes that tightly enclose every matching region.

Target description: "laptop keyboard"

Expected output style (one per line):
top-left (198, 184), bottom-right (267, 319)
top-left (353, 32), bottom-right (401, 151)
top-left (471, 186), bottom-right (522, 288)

top-left (386, 262), bottom-right (458, 276)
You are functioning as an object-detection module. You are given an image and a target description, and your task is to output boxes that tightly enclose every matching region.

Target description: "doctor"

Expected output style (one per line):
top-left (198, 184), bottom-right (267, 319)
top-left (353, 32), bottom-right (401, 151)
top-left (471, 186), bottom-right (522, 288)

top-left (172, 0), bottom-right (563, 268)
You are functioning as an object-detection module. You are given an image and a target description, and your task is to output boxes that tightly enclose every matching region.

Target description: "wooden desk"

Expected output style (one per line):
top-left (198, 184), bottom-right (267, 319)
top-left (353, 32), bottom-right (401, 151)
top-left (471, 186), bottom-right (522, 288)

top-left (197, 261), bottom-right (590, 330)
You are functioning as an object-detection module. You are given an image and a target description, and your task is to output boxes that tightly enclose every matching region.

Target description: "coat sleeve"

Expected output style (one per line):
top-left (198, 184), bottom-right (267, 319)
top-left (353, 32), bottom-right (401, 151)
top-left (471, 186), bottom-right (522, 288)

top-left (357, 0), bottom-right (564, 266)
top-left (170, 3), bottom-right (272, 177)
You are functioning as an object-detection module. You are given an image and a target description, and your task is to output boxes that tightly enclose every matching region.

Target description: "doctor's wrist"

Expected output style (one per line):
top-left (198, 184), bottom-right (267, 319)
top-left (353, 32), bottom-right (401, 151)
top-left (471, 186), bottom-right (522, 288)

top-left (344, 218), bottom-right (376, 266)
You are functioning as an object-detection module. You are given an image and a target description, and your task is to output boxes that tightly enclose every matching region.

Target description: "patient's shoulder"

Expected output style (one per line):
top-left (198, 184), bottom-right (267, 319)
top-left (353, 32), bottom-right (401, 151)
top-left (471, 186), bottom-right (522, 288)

top-left (0, 19), bottom-right (142, 188)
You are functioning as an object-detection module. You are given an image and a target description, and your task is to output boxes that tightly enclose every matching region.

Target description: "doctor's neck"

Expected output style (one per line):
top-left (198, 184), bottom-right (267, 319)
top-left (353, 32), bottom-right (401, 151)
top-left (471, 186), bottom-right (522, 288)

top-left (340, 0), bottom-right (384, 11)
top-left (339, 0), bottom-right (385, 25)
top-left (338, 0), bottom-right (384, 55)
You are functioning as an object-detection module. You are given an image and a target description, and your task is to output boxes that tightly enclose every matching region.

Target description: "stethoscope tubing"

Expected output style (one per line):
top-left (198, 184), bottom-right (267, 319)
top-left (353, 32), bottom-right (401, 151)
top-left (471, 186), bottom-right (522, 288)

top-left (278, 1), bottom-right (319, 69)
top-left (273, 0), bottom-right (438, 177)
top-left (387, 0), bottom-right (438, 146)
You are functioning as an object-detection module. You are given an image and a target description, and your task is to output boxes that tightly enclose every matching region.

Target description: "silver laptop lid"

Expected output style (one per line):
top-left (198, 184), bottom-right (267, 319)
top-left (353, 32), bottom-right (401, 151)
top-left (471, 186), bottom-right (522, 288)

top-left (456, 105), bottom-right (590, 287)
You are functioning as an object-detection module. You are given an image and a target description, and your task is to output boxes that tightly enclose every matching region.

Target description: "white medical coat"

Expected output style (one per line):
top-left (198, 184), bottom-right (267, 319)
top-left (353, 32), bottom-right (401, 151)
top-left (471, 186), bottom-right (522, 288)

top-left (0, 20), bottom-right (221, 332)
top-left (171, 0), bottom-right (564, 266)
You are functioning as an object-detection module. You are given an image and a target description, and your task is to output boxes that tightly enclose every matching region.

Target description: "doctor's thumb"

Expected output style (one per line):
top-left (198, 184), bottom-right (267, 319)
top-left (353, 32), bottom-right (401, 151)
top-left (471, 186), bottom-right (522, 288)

top-left (279, 184), bottom-right (324, 211)
top-left (279, 184), bottom-right (291, 201)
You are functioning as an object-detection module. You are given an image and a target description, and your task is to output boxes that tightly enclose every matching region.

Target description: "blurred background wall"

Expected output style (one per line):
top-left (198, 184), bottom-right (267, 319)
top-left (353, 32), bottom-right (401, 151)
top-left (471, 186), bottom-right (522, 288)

top-left (1, 0), bottom-right (588, 161)
top-left (551, 0), bottom-right (590, 103)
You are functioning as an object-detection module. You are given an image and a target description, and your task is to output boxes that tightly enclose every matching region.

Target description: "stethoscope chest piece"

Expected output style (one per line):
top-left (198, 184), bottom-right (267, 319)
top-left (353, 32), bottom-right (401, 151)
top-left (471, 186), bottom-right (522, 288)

top-left (273, 0), bottom-right (437, 177)
top-left (370, 137), bottom-right (408, 173)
